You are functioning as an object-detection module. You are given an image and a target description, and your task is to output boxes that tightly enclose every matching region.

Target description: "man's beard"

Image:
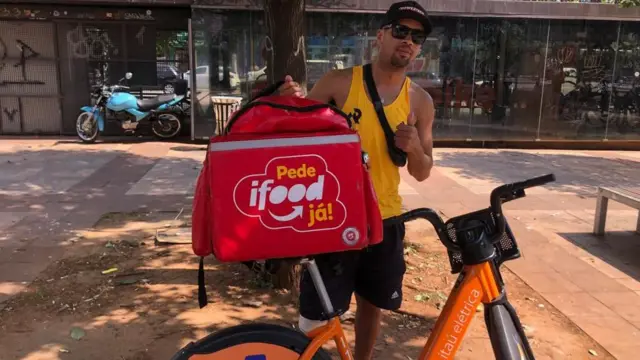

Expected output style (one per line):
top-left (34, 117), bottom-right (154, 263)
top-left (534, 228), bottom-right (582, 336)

top-left (390, 54), bottom-right (410, 68)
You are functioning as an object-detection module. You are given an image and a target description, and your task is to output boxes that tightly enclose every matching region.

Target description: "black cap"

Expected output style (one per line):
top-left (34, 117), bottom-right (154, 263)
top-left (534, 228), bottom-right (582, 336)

top-left (381, 1), bottom-right (432, 36)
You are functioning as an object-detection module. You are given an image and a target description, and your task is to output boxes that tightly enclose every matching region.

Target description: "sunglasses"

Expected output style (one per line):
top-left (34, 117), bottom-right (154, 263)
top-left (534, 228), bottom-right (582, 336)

top-left (383, 23), bottom-right (427, 45)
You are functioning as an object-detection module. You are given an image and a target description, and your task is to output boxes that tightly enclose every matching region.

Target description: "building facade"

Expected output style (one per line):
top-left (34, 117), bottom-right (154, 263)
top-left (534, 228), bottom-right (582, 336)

top-left (3, 1), bottom-right (640, 145)
top-left (190, 0), bottom-right (640, 144)
top-left (0, 1), bottom-right (190, 135)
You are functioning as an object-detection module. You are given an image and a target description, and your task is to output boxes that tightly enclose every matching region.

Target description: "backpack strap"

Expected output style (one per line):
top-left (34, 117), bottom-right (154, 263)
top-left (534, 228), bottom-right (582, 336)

top-left (198, 257), bottom-right (207, 308)
top-left (195, 149), bottom-right (211, 309)
top-left (362, 63), bottom-right (407, 167)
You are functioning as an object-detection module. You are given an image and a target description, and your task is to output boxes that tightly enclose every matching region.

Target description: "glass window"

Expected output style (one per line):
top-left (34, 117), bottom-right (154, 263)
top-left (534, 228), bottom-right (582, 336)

top-left (469, 19), bottom-right (548, 140)
top-left (420, 16), bottom-right (477, 139)
top-left (608, 22), bottom-right (640, 140)
top-left (540, 20), bottom-right (620, 140)
top-left (191, 9), bottom-right (261, 138)
top-left (305, 13), bottom-right (383, 90)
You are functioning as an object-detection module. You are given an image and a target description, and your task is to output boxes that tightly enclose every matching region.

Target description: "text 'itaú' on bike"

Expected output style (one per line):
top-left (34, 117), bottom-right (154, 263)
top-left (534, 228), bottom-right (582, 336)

top-left (171, 173), bottom-right (556, 360)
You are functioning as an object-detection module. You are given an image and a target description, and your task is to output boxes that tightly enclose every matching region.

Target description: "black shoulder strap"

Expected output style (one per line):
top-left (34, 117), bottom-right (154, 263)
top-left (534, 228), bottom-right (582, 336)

top-left (362, 63), bottom-right (407, 167)
top-left (198, 257), bottom-right (208, 308)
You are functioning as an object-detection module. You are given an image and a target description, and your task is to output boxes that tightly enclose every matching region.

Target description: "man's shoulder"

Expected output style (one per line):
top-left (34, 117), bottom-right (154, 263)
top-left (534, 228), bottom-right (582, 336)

top-left (324, 67), bottom-right (354, 85)
top-left (408, 80), bottom-right (433, 104)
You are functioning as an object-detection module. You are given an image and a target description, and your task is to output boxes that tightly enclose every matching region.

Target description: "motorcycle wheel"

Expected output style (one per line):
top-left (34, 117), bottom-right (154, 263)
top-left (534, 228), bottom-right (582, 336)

top-left (76, 111), bottom-right (99, 144)
top-left (151, 113), bottom-right (182, 139)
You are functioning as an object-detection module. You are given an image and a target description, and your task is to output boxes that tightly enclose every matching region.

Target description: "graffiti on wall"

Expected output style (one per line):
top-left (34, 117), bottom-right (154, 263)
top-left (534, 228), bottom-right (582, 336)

top-left (0, 37), bottom-right (45, 86)
top-left (66, 24), bottom-right (118, 59)
top-left (136, 26), bottom-right (146, 45)
top-left (3, 108), bottom-right (18, 122)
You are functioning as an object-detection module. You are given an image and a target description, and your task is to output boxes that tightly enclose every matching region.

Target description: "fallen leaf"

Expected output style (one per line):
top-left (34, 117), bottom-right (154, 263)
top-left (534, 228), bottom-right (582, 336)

top-left (116, 278), bottom-right (139, 285)
top-left (241, 300), bottom-right (263, 308)
top-left (101, 267), bottom-right (118, 275)
top-left (70, 327), bottom-right (85, 340)
top-left (121, 239), bottom-right (140, 247)
top-left (523, 325), bottom-right (535, 334)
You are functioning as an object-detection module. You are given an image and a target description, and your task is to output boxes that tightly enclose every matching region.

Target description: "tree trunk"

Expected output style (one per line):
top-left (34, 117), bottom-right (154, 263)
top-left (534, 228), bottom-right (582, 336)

top-left (258, 0), bottom-right (307, 292)
top-left (264, 0), bottom-right (307, 91)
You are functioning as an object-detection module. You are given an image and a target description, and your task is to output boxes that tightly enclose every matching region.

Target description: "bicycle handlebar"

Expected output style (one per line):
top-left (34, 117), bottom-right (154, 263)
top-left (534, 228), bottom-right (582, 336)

top-left (398, 173), bottom-right (556, 252)
top-left (396, 208), bottom-right (452, 248)
top-left (490, 173), bottom-right (555, 237)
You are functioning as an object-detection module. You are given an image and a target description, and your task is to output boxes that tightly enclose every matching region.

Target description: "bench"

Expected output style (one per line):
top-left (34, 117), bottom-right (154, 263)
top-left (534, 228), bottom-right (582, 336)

top-left (593, 187), bottom-right (640, 235)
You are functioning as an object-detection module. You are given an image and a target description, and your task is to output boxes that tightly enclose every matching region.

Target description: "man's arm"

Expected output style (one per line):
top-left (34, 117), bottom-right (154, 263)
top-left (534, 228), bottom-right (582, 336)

top-left (306, 70), bottom-right (339, 103)
top-left (405, 88), bottom-right (435, 182)
top-left (278, 69), bottom-right (350, 107)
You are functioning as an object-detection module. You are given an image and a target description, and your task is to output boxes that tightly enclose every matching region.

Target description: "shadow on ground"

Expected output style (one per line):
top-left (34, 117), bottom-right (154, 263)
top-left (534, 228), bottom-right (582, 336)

top-left (0, 142), bottom-right (624, 359)
top-left (435, 150), bottom-right (640, 198)
top-left (435, 149), bottom-right (640, 285)
top-left (558, 230), bottom-right (640, 283)
top-left (0, 218), bottom-right (436, 360)
top-left (0, 207), bottom-right (434, 360)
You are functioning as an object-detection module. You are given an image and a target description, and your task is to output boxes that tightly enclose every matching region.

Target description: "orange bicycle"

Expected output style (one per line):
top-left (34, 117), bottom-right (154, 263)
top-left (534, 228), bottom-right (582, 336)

top-left (172, 173), bottom-right (556, 360)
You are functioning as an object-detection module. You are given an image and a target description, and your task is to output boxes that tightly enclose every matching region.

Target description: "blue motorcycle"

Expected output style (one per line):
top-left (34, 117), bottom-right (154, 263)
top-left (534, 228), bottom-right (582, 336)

top-left (76, 72), bottom-right (187, 143)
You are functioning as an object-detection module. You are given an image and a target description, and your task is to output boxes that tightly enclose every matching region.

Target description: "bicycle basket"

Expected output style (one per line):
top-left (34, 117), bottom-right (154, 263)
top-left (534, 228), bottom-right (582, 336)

top-left (444, 208), bottom-right (520, 274)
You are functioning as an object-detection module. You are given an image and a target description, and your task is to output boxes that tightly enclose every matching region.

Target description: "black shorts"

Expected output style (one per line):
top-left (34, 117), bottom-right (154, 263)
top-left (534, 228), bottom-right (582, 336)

top-left (299, 222), bottom-right (406, 321)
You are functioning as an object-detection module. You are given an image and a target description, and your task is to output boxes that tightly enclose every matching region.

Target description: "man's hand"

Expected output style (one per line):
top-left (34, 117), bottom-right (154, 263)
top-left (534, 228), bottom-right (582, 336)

top-left (278, 75), bottom-right (304, 97)
top-left (394, 113), bottom-right (422, 156)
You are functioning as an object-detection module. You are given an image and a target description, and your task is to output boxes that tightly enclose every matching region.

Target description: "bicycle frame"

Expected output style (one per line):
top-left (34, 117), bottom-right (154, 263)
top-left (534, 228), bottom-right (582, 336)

top-left (297, 258), bottom-right (527, 360)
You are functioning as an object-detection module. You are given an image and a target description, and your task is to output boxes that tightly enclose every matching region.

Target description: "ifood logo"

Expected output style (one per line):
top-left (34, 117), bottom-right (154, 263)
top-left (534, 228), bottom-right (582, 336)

top-left (233, 155), bottom-right (347, 232)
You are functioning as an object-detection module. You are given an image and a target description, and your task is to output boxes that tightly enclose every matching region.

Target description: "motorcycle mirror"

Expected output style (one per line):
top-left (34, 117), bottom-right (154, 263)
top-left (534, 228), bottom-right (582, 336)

top-left (125, 72), bottom-right (133, 80)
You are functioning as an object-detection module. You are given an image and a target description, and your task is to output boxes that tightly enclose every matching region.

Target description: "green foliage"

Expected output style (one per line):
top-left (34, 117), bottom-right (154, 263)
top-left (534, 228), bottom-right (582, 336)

top-left (156, 31), bottom-right (188, 58)
top-left (618, 0), bottom-right (640, 8)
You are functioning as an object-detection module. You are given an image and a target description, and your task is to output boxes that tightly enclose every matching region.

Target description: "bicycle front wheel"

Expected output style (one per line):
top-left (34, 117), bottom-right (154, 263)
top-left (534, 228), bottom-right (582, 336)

top-left (171, 322), bottom-right (332, 360)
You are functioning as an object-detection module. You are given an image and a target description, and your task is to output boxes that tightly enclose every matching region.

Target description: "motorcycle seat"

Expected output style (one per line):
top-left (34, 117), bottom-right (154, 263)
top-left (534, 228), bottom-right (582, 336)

top-left (137, 94), bottom-right (176, 111)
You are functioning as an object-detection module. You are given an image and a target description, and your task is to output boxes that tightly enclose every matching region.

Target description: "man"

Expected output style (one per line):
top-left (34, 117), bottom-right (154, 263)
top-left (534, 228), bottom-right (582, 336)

top-left (279, 2), bottom-right (435, 359)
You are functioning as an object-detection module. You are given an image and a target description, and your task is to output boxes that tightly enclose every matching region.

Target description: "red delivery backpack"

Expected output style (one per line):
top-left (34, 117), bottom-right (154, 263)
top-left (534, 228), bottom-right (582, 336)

top-left (191, 82), bottom-right (383, 307)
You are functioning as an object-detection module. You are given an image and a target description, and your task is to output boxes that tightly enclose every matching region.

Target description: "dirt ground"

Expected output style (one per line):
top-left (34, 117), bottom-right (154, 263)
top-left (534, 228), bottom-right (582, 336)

top-left (0, 211), bottom-right (613, 360)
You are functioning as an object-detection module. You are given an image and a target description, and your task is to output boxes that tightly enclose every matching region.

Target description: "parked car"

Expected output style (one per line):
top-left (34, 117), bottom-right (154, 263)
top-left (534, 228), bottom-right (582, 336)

top-left (184, 66), bottom-right (240, 90)
top-left (157, 63), bottom-right (183, 94)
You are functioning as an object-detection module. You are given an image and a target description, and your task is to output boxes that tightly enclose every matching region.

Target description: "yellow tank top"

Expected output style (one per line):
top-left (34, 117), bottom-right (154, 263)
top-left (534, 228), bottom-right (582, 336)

top-left (341, 65), bottom-right (412, 220)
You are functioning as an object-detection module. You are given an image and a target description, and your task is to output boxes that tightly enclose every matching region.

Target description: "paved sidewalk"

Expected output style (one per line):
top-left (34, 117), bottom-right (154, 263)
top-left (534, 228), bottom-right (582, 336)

top-left (1, 141), bottom-right (639, 359)
top-left (0, 141), bottom-right (203, 306)
top-left (400, 148), bottom-right (640, 360)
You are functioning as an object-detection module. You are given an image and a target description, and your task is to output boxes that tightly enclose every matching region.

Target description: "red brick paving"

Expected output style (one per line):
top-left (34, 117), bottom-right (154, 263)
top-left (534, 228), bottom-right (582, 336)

top-left (399, 148), bottom-right (640, 359)
top-left (1, 142), bottom-right (639, 358)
